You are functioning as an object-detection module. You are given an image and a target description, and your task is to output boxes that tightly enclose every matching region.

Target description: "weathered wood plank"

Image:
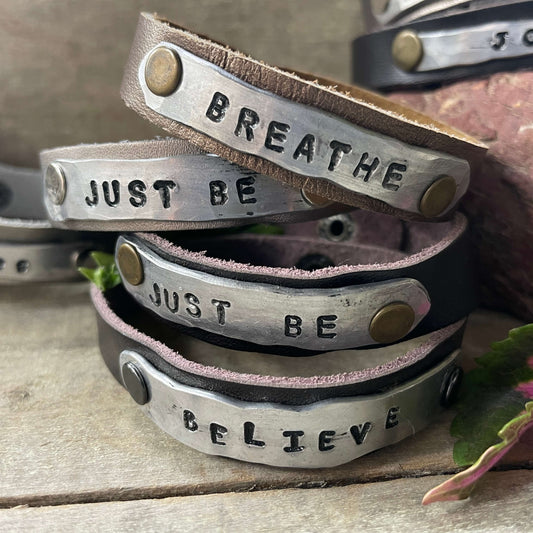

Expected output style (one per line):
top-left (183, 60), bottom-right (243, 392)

top-left (0, 0), bottom-right (362, 167)
top-left (0, 283), bottom-right (529, 506)
top-left (1, 470), bottom-right (531, 532)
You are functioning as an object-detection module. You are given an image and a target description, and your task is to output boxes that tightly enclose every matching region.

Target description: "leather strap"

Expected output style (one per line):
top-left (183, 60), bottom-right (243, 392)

top-left (40, 139), bottom-right (343, 231)
top-left (0, 162), bottom-right (47, 220)
top-left (121, 13), bottom-right (486, 221)
top-left (93, 284), bottom-right (465, 406)
top-left (362, 0), bottom-right (521, 31)
top-left (116, 211), bottom-right (477, 356)
top-left (353, 2), bottom-right (533, 90)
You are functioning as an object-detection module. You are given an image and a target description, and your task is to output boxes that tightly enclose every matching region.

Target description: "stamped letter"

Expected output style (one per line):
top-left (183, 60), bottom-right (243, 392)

top-left (185, 293), bottom-right (201, 318)
top-left (283, 430), bottom-right (305, 452)
top-left (128, 180), bottom-right (147, 208)
top-left (293, 134), bottom-right (316, 163)
top-left (209, 180), bottom-right (228, 206)
top-left (153, 180), bottom-right (176, 209)
top-left (353, 153), bottom-right (379, 182)
top-left (382, 162), bottom-right (406, 191)
top-left (211, 299), bottom-right (231, 325)
top-left (183, 409), bottom-right (198, 431)
top-left (350, 422), bottom-right (373, 445)
top-left (244, 422), bottom-right (266, 448)
top-left (318, 430), bottom-right (336, 452)
top-left (236, 176), bottom-right (257, 204)
top-left (265, 121), bottom-right (290, 153)
top-left (285, 315), bottom-right (302, 338)
top-left (317, 315), bottom-right (337, 339)
top-left (328, 141), bottom-right (352, 171)
top-left (210, 422), bottom-right (228, 445)
top-left (103, 180), bottom-right (120, 207)
top-left (206, 92), bottom-right (230, 123)
top-left (85, 180), bottom-right (99, 207)
top-left (385, 406), bottom-right (400, 429)
top-left (235, 108), bottom-right (260, 141)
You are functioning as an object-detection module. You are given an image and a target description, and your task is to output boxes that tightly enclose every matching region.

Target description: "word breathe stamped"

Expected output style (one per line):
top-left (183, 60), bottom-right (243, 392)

top-left (115, 212), bottom-right (477, 356)
top-left (41, 139), bottom-right (341, 231)
top-left (121, 13), bottom-right (486, 220)
top-left (92, 284), bottom-right (464, 468)
top-left (353, 1), bottom-right (533, 90)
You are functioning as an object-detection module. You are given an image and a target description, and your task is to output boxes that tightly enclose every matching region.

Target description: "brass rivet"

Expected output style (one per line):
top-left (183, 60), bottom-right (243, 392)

top-left (144, 47), bottom-right (182, 96)
top-left (419, 176), bottom-right (457, 218)
top-left (369, 302), bottom-right (415, 344)
top-left (301, 188), bottom-right (332, 207)
top-left (391, 30), bottom-right (423, 71)
top-left (117, 243), bottom-right (144, 286)
top-left (45, 163), bottom-right (67, 205)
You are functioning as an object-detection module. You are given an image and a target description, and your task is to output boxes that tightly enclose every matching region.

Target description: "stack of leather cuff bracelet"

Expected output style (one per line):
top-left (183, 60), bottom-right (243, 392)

top-left (0, 161), bottom-right (99, 284)
top-left (355, 0), bottom-right (533, 90)
top-left (39, 13), bottom-right (488, 468)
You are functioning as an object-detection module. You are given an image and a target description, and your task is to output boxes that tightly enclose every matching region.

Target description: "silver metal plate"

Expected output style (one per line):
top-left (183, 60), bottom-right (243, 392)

top-left (0, 241), bottom-right (86, 283)
top-left (45, 155), bottom-right (334, 229)
top-left (120, 349), bottom-right (459, 468)
top-left (117, 235), bottom-right (431, 351)
top-left (416, 19), bottom-right (533, 72)
top-left (0, 163), bottom-right (47, 220)
top-left (138, 43), bottom-right (470, 216)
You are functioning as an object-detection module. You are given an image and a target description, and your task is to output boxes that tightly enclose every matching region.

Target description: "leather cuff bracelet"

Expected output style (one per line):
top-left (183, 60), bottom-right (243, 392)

top-left (93, 285), bottom-right (463, 467)
top-left (40, 139), bottom-right (342, 231)
top-left (115, 212), bottom-right (476, 356)
top-left (120, 13), bottom-right (486, 221)
top-left (353, 1), bottom-right (533, 90)
top-left (362, 0), bottom-right (520, 31)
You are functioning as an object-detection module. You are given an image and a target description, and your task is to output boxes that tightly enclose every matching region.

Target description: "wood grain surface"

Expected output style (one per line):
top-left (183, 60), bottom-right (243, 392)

top-left (0, 282), bottom-right (530, 531)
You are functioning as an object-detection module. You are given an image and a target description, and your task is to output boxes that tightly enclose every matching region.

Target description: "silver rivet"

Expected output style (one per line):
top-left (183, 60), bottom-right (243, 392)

top-left (45, 163), bottom-right (67, 205)
top-left (440, 366), bottom-right (463, 407)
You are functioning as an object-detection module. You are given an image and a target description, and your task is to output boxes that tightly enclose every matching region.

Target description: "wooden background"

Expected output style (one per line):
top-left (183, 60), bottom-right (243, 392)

top-left (1, 1), bottom-right (532, 530)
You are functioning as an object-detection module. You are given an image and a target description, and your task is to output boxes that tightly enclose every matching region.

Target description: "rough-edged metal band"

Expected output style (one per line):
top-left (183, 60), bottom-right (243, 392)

top-left (362, 0), bottom-right (518, 31)
top-left (0, 240), bottom-right (90, 283)
top-left (115, 348), bottom-right (459, 468)
top-left (353, 2), bottom-right (533, 90)
top-left (0, 162), bottom-right (48, 220)
top-left (41, 146), bottom-right (343, 231)
top-left (136, 42), bottom-right (470, 218)
top-left (116, 234), bottom-right (431, 352)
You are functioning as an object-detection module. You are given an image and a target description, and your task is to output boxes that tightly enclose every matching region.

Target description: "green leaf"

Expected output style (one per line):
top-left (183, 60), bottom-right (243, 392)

top-left (78, 251), bottom-right (122, 291)
top-left (451, 323), bottom-right (533, 466)
top-left (423, 402), bottom-right (533, 504)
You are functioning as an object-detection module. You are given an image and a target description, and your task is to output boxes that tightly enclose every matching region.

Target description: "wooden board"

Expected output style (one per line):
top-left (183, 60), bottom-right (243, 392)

top-left (0, 282), bottom-right (530, 511)
top-left (0, 471), bottom-right (531, 532)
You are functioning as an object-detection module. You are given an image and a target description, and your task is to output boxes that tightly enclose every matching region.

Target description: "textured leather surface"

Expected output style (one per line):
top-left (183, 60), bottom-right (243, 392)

top-left (93, 284), bottom-right (465, 405)
top-left (40, 139), bottom-right (345, 231)
top-left (122, 211), bottom-right (477, 356)
top-left (120, 12), bottom-right (486, 221)
top-left (353, 2), bottom-right (533, 90)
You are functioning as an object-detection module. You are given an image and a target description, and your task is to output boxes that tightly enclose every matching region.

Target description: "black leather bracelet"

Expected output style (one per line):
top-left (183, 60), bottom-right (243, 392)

top-left (353, 1), bottom-right (533, 90)
top-left (115, 211), bottom-right (477, 356)
top-left (92, 283), bottom-right (464, 467)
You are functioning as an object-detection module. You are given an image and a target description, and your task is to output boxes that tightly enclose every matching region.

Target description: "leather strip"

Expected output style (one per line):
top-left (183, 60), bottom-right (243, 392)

top-left (353, 2), bottom-right (533, 90)
top-left (116, 211), bottom-right (477, 356)
top-left (0, 162), bottom-right (47, 220)
top-left (40, 139), bottom-right (343, 231)
top-left (121, 13), bottom-right (486, 221)
top-left (116, 348), bottom-right (459, 468)
top-left (93, 284), bottom-right (465, 405)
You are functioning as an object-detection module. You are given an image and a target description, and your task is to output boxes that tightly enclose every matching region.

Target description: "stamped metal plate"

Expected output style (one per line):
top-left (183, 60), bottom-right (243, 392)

top-left (45, 156), bottom-right (337, 229)
top-left (117, 235), bottom-right (431, 351)
top-left (138, 43), bottom-right (470, 217)
top-left (415, 19), bottom-right (533, 72)
top-left (0, 241), bottom-right (87, 283)
top-left (119, 349), bottom-right (459, 468)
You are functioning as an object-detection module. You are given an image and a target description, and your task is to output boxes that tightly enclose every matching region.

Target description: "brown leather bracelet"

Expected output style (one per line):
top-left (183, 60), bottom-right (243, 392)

top-left (121, 13), bottom-right (486, 221)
